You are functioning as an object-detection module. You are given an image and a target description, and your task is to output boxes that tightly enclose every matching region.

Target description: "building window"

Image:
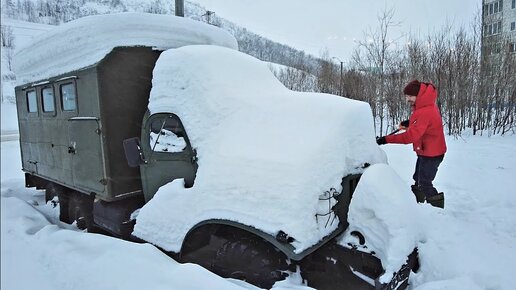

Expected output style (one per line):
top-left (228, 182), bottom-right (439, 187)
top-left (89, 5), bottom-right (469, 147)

top-left (495, 43), bottom-right (501, 54)
top-left (512, 0), bottom-right (515, 9)
top-left (60, 83), bottom-right (77, 111)
top-left (41, 87), bottom-right (55, 112)
top-left (510, 43), bottom-right (516, 53)
top-left (498, 21), bottom-right (502, 33)
top-left (26, 90), bottom-right (37, 113)
top-left (511, 22), bottom-right (515, 31)
top-left (486, 0), bottom-right (505, 14)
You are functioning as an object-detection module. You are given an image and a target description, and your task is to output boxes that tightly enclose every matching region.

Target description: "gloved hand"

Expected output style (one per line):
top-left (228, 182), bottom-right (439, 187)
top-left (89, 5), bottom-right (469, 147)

top-left (399, 120), bottom-right (409, 129)
top-left (376, 136), bottom-right (387, 145)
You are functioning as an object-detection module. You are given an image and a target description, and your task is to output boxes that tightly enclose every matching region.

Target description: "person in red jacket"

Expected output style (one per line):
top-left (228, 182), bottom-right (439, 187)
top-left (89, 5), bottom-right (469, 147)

top-left (376, 80), bottom-right (447, 208)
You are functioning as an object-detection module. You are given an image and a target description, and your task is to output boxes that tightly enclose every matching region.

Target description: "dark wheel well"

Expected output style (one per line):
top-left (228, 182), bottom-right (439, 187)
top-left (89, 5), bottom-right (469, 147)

top-left (180, 224), bottom-right (292, 288)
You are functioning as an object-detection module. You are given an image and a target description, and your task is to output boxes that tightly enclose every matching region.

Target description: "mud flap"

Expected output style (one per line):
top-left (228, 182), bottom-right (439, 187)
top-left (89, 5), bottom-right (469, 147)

top-left (374, 249), bottom-right (419, 290)
top-left (301, 241), bottom-right (419, 290)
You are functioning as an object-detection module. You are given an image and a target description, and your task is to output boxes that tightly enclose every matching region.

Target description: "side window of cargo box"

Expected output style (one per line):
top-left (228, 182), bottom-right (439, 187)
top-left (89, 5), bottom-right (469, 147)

top-left (149, 115), bottom-right (187, 153)
top-left (26, 90), bottom-right (38, 113)
top-left (60, 83), bottom-right (77, 111)
top-left (41, 86), bottom-right (56, 115)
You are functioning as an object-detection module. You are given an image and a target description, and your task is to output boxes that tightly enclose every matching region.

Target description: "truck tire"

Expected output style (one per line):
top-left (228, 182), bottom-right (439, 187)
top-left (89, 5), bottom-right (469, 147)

top-left (212, 236), bottom-right (289, 289)
top-left (45, 183), bottom-right (58, 204)
top-left (56, 189), bottom-right (71, 224)
top-left (67, 193), bottom-right (94, 231)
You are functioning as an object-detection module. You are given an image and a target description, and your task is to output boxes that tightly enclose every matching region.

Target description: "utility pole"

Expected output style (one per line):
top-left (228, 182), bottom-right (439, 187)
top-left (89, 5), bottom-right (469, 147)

top-left (175, 0), bottom-right (184, 17)
top-left (332, 57), bottom-right (343, 96)
top-left (202, 11), bottom-right (215, 24)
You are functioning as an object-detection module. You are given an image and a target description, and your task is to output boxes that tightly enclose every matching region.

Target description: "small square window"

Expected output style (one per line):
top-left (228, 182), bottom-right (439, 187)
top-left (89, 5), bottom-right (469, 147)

top-left (42, 87), bottom-right (55, 112)
top-left (26, 90), bottom-right (37, 113)
top-left (61, 83), bottom-right (77, 111)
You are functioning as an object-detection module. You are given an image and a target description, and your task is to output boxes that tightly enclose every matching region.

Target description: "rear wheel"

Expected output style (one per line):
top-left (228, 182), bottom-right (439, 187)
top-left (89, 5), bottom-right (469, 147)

top-left (45, 183), bottom-right (60, 204)
top-left (67, 193), bottom-right (94, 230)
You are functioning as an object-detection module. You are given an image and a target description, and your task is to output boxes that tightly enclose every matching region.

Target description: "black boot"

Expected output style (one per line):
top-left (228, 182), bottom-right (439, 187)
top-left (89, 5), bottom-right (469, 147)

top-left (411, 185), bottom-right (425, 203)
top-left (426, 192), bottom-right (445, 209)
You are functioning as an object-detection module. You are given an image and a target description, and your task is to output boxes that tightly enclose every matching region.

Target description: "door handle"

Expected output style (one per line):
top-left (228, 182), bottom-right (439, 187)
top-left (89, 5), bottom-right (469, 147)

top-left (68, 141), bottom-right (76, 154)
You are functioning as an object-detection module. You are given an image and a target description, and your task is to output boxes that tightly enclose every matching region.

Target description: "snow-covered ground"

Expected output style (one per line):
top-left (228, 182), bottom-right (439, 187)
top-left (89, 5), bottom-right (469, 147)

top-left (3, 121), bottom-right (515, 289)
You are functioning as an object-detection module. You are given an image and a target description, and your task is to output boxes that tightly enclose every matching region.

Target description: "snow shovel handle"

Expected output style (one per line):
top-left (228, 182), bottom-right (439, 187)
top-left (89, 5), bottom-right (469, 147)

top-left (387, 128), bottom-right (400, 136)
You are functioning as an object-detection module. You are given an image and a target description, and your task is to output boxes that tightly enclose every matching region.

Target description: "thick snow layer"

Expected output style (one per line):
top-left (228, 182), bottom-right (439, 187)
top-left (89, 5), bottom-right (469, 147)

top-left (134, 45), bottom-right (386, 253)
top-left (344, 163), bottom-right (422, 283)
top-left (13, 12), bottom-right (238, 84)
top-left (0, 196), bottom-right (250, 290)
top-left (2, 130), bottom-right (516, 289)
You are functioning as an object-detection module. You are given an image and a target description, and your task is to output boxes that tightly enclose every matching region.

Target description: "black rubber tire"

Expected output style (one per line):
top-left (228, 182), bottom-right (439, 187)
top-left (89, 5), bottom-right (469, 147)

top-left (45, 183), bottom-right (59, 204)
top-left (56, 191), bottom-right (71, 224)
top-left (67, 193), bottom-right (93, 231)
top-left (212, 237), bottom-right (289, 289)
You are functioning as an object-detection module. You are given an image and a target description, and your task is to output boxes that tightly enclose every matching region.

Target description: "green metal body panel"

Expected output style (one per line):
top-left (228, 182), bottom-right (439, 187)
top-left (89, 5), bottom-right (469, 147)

top-left (15, 47), bottom-right (160, 202)
top-left (139, 112), bottom-right (198, 202)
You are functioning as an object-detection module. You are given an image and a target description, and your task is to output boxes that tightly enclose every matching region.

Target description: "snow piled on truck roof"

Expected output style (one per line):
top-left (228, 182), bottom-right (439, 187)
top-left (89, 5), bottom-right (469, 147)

top-left (133, 45), bottom-right (387, 253)
top-left (13, 12), bottom-right (238, 85)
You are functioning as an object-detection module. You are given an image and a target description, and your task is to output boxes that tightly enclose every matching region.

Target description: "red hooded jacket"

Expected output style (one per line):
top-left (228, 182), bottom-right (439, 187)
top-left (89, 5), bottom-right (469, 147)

top-left (385, 83), bottom-right (447, 157)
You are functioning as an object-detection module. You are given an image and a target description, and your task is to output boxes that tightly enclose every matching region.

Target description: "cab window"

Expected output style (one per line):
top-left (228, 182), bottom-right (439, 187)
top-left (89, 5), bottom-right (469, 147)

top-left (61, 83), bottom-right (77, 111)
top-left (26, 90), bottom-right (37, 113)
top-left (41, 87), bottom-right (55, 112)
top-left (149, 116), bottom-right (187, 153)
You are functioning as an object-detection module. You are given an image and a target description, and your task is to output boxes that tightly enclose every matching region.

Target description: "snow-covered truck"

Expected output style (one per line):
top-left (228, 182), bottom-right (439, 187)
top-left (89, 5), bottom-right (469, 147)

top-left (13, 13), bottom-right (418, 290)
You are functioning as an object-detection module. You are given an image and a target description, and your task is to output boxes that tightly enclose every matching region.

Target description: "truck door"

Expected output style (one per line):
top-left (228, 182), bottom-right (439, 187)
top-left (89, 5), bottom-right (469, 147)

top-left (140, 113), bottom-right (197, 202)
top-left (68, 117), bottom-right (107, 194)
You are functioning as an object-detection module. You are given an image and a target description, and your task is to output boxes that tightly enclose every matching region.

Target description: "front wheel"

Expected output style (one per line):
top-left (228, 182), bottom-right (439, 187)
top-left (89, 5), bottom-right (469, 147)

top-left (212, 236), bottom-right (289, 289)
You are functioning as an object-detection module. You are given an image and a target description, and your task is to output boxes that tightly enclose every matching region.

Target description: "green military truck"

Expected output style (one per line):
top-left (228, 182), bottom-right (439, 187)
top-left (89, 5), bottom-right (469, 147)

top-left (14, 12), bottom-right (418, 290)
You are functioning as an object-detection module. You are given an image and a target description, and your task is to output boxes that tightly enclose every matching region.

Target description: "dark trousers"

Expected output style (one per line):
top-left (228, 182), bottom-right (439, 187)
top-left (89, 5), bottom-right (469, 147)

top-left (413, 155), bottom-right (444, 198)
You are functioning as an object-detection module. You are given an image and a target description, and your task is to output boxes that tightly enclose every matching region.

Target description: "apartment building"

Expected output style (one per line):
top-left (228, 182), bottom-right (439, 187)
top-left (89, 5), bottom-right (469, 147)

top-left (482, 0), bottom-right (516, 55)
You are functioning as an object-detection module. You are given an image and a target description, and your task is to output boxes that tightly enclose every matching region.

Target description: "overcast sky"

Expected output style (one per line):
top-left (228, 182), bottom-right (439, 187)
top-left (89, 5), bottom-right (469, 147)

top-left (191, 0), bottom-right (480, 61)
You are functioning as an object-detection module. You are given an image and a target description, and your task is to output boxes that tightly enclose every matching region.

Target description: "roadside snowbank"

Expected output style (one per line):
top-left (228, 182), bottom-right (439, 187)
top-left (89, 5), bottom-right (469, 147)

top-left (0, 195), bottom-right (250, 290)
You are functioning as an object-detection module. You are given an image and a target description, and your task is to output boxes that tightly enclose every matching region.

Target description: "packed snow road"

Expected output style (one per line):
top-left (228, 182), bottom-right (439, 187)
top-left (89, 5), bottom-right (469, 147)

top-left (2, 133), bottom-right (516, 290)
top-left (1, 130), bottom-right (19, 142)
